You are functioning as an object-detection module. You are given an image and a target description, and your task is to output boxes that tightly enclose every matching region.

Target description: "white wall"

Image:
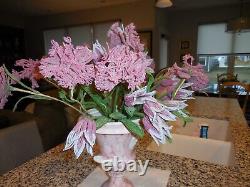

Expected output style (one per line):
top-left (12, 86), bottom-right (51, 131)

top-left (154, 8), bottom-right (169, 70)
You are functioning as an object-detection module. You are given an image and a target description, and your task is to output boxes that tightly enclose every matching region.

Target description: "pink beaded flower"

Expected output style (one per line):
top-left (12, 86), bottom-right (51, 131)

top-left (40, 37), bottom-right (94, 89)
top-left (94, 45), bottom-right (125, 91)
top-left (182, 54), bottom-right (195, 64)
top-left (124, 87), bottom-right (155, 107)
top-left (124, 86), bottom-right (156, 107)
top-left (95, 45), bottom-right (152, 91)
top-left (155, 76), bottom-right (194, 101)
top-left (167, 54), bottom-right (208, 91)
top-left (0, 67), bottom-right (10, 109)
top-left (107, 22), bottom-right (144, 52)
top-left (167, 63), bottom-right (191, 80)
top-left (125, 86), bottom-right (190, 145)
top-left (142, 100), bottom-right (175, 145)
top-left (14, 59), bottom-right (41, 88)
top-left (64, 117), bottom-right (96, 158)
top-left (182, 54), bottom-right (209, 91)
top-left (143, 115), bottom-right (172, 145)
top-left (155, 78), bottom-right (178, 99)
top-left (124, 51), bottom-right (153, 89)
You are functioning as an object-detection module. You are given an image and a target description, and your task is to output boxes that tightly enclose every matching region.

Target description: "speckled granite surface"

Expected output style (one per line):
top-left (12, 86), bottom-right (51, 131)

top-left (0, 97), bottom-right (249, 187)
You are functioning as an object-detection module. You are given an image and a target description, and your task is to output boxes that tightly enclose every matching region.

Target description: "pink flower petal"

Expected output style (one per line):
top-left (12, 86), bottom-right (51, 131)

top-left (15, 59), bottom-right (40, 88)
top-left (64, 117), bottom-right (96, 158)
top-left (74, 137), bottom-right (86, 159)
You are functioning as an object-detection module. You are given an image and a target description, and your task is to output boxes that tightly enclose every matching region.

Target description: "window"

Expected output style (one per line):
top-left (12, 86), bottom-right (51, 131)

top-left (43, 21), bottom-right (116, 54)
top-left (197, 23), bottom-right (250, 93)
top-left (67, 25), bottom-right (92, 47)
top-left (43, 28), bottom-right (65, 54)
top-left (93, 22), bottom-right (113, 46)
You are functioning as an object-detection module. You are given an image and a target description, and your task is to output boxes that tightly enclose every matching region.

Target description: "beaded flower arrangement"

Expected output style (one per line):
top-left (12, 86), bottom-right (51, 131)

top-left (0, 22), bottom-right (208, 158)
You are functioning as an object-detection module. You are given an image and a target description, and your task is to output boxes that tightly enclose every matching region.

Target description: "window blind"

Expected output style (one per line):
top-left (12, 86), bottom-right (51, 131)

top-left (43, 28), bottom-right (66, 54)
top-left (197, 23), bottom-right (233, 54)
top-left (233, 32), bottom-right (250, 53)
top-left (93, 22), bottom-right (114, 46)
top-left (197, 23), bottom-right (250, 54)
top-left (67, 25), bottom-right (92, 47)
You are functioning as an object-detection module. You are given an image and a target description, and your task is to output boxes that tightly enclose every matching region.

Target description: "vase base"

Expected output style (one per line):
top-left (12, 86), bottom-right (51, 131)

top-left (101, 178), bottom-right (134, 187)
top-left (79, 167), bottom-right (171, 187)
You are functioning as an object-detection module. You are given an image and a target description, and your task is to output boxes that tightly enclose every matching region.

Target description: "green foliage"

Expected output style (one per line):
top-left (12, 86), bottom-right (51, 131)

top-left (124, 105), bottom-right (144, 119)
top-left (109, 111), bottom-right (126, 120)
top-left (57, 85), bottom-right (146, 137)
top-left (13, 95), bottom-right (50, 111)
top-left (83, 86), bottom-right (111, 116)
top-left (96, 116), bottom-right (113, 129)
top-left (112, 86), bottom-right (121, 112)
top-left (76, 88), bottom-right (86, 104)
top-left (133, 111), bottom-right (144, 118)
top-left (124, 106), bottom-right (136, 117)
top-left (146, 73), bottom-right (154, 92)
top-left (58, 90), bottom-right (75, 103)
top-left (120, 118), bottom-right (144, 138)
top-left (172, 79), bottom-right (185, 99)
top-left (83, 101), bottom-right (97, 109)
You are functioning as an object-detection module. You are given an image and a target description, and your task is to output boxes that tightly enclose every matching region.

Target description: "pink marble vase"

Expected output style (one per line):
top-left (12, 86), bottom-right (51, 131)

top-left (94, 122), bottom-right (138, 187)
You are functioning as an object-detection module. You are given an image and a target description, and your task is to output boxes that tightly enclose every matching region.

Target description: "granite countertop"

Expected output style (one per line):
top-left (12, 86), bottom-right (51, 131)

top-left (0, 97), bottom-right (249, 186)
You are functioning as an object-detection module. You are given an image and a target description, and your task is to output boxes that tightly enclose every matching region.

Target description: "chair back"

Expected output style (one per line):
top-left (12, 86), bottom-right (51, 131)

top-left (0, 120), bottom-right (44, 174)
top-left (218, 81), bottom-right (249, 114)
top-left (217, 73), bottom-right (238, 83)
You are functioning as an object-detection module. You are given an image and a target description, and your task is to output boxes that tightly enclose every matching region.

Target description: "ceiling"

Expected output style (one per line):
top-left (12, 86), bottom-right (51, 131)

top-left (0, 0), bottom-right (142, 16)
top-left (0, 0), bottom-right (250, 17)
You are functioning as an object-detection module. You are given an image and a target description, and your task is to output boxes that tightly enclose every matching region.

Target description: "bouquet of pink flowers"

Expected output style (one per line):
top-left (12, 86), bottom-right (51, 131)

top-left (0, 22), bottom-right (208, 158)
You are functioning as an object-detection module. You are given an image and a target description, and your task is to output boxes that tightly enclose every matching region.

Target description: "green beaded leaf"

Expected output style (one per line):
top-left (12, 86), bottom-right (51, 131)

top-left (96, 116), bottom-right (112, 129)
top-left (120, 119), bottom-right (144, 138)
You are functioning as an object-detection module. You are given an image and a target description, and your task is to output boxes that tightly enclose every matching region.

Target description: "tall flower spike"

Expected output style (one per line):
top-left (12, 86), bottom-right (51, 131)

top-left (124, 23), bottom-right (144, 52)
top-left (107, 22), bottom-right (144, 52)
top-left (14, 59), bottom-right (41, 88)
top-left (95, 45), bottom-right (152, 91)
top-left (142, 102), bottom-right (173, 145)
top-left (40, 37), bottom-right (94, 89)
top-left (168, 63), bottom-right (191, 79)
top-left (141, 91), bottom-right (194, 145)
top-left (107, 22), bottom-right (124, 48)
top-left (143, 100), bottom-right (176, 122)
top-left (64, 117), bottom-right (96, 158)
top-left (143, 116), bottom-right (166, 145)
top-left (182, 54), bottom-right (209, 91)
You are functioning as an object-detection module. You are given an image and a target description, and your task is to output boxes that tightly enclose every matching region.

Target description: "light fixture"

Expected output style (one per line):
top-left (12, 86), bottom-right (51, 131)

top-left (227, 0), bottom-right (250, 33)
top-left (156, 0), bottom-right (173, 8)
